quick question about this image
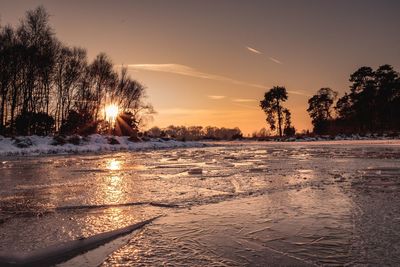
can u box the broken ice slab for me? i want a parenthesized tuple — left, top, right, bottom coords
(188, 168, 203, 175)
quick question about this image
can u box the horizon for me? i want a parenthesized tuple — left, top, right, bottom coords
(1, 0, 400, 134)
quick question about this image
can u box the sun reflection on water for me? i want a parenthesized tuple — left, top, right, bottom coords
(103, 175, 124, 203)
(102, 158, 125, 203)
(107, 159, 121, 171)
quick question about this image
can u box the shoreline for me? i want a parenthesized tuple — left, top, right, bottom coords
(1, 135, 400, 157)
(0, 135, 208, 157)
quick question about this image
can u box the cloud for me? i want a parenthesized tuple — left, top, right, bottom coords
(269, 57, 283, 65)
(245, 46, 283, 65)
(288, 90, 311, 96)
(123, 63, 309, 96)
(246, 46, 262, 54)
(208, 95, 226, 100)
(125, 63, 266, 89)
(232, 98, 257, 102)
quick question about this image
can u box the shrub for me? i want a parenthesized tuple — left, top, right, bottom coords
(60, 110, 97, 136)
(52, 135, 67, 146)
(67, 135, 82, 145)
(15, 112, 55, 136)
(13, 137, 33, 148)
(107, 136, 120, 145)
(115, 112, 138, 136)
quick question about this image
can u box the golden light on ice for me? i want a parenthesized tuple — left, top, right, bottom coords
(105, 104, 119, 124)
(107, 159, 121, 171)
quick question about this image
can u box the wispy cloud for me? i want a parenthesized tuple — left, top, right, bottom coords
(245, 46, 283, 65)
(208, 95, 226, 100)
(269, 57, 283, 65)
(232, 98, 257, 102)
(125, 63, 266, 89)
(288, 90, 311, 96)
(246, 46, 262, 54)
(123, 63, 308, 96)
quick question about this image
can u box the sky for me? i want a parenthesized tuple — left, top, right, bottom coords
(1, 0, 399, 135)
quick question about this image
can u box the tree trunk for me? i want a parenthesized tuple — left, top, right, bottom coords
(0, 95, 5, 133)
(277, 100, 282, 137)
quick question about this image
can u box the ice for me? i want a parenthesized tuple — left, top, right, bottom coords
(0, 140, 399, 265)
(188, 168, 203, 175)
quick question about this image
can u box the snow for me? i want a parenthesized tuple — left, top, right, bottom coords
(0, 135, 207, 156)
(259, 133, 400, 142)
(1, 133, 398, 156)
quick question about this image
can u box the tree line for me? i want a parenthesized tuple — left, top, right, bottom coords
(260, 65, 400, 137)
(146, 125, 243, 141)
(307, 65, 400, 135)
(0, 7, 152, 136)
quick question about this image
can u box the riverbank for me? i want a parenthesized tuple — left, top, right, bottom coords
(0, 134, 207, 156)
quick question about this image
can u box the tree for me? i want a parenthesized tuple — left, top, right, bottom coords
(59, 109, 97, 135)
(146, 126, 163, 138)
(283, 109, 296, 136)
(15, 112, 54, 136)
(17, 6, 57, 118)
(260, 86, 289, 137)
(251, 128, 271, 139)
(113, 67, 154, 129)
(54, 46, 87, 130)
(307, 88, 338, 134)
(349, 66, 378, 131)
(89, 53, 116, 120)
(0, 25, 14, 133)
(374, 64, 400, 130)
(332, 64, 400, 134)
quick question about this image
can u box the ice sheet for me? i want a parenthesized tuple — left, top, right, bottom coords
(0, 140, 399, 265)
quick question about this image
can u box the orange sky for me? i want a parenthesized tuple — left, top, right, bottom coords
(1, 0, 400, 134)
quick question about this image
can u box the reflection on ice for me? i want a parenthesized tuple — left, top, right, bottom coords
(0, 141, 399, 265)
(106, 159, 121, 171)
(103, 175, 124, 203)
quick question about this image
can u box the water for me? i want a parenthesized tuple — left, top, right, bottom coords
(0, 141, 399, 266)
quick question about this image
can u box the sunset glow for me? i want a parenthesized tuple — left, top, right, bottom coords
(0, 1, 398, 134)
(105, 104, 119, 125)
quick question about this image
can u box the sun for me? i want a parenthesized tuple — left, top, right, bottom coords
(105, 104, 119, 124)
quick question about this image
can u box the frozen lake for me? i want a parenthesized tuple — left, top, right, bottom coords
(0, 140, 400, 266)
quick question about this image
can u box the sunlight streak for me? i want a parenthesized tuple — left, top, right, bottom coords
(105, 104, 119, 125)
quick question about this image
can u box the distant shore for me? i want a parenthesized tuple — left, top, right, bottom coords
(247, 133, 400, 142)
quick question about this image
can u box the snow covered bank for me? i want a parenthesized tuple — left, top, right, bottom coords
(0, 135, 208, 156)
(251, 133, 400, 142)
(289, 133, 400, 142)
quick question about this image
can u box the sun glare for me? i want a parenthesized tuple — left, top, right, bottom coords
(105, 104, 119, 124)
(107, 159, 121, 171)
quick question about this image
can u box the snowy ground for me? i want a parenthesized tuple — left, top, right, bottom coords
(0, 141, 399, 266)
(0, 134, 207, 156)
